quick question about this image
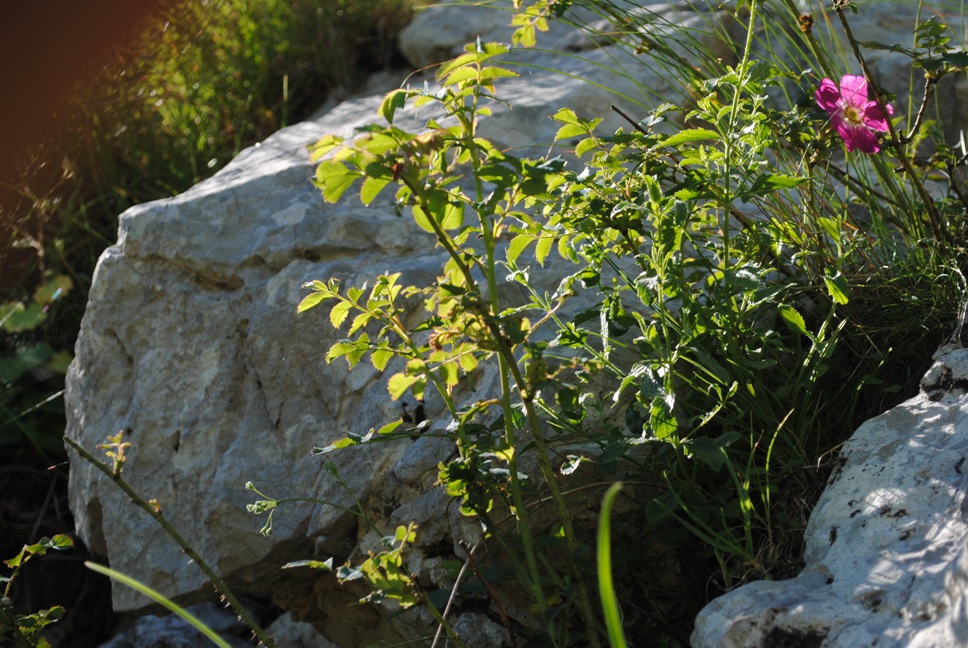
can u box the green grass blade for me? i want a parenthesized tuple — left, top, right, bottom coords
(84, 561, 235, 648)
(597, 482, 628, 648)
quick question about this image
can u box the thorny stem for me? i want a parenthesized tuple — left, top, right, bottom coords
(64, 436, 277, 648)
(403, 72, 604, 643)
(901, 75, 938, 145)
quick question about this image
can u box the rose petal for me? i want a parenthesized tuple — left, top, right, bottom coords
(838, 75, 869, 107)
(861, 100, 893, 132)
(838, 124, 880, 153)
(815, 78, 843, 114)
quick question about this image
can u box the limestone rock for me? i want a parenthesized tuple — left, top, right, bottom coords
(63, 1, 648, 639)
(692, 345, 968, 648)
(98, 601, 268, 648)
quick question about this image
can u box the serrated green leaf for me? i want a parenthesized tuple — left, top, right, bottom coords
(309, 134, 344, 162)
(439, 361, 459, 387)
(412, 204, 436, 233)
(296, 292, 327, 313)
(552, 107, 579, 125)
(360, 176, 390, 206)
(442, 66, 480, 86)
(388, 372, 420, 400)
(661, 128, 720, 147)
(747, 172, 804, 196)
(557, 234, 574, 262)
(438, 52, 479, 78)
(378, 419, 404, 435)
(575, 137, 599, 158)
(512, 24, 537, 48)
(779, 305, 808, 336)
(326, 340, 359, 365)
(347, 285, 366, 302)
(535, 235, 554, 266)
(380, 89, 408, 123)
(824, 273, 850, 305)
(315, 161, 360, 203)
(507, 235, 533, 265)
(411, 378, 426, 401)
(458, 352, 479, 373)
(649, 397, 677, 439)
(441, 200, 464, 230)
(555, 123, 588, 141)
(371, 347, 394, 372)
(47, 534, 74, 550)
(479, 66, 517, 80)
(346, 333, 370, 366)
(348, 312, 373, 336)
(329, 301, 353, 329)
(357, 132, 399, 156)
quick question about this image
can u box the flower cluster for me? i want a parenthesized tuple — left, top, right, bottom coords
(816, 74, 893, 154)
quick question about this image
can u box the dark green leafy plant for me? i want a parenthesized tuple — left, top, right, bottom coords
(0, 534, 73, 648)
(300, 38, 607, 645)
(0, 275, 72, 460)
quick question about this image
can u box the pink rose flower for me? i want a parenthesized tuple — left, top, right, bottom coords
(815, 74, 894, 154)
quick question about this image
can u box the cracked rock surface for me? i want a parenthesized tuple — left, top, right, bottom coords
(692, 345, 968, 648)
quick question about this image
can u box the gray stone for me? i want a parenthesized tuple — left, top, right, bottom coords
(265, 611, 338, 648)
(692, 344, 968, 647)
(453, 611, 512, 648)
(97, 602, 262, 648)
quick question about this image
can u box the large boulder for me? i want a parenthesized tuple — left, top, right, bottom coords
(63, 2, 660, 640)
(692, 344, 968, 647)
(64, 0, 965, 644)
